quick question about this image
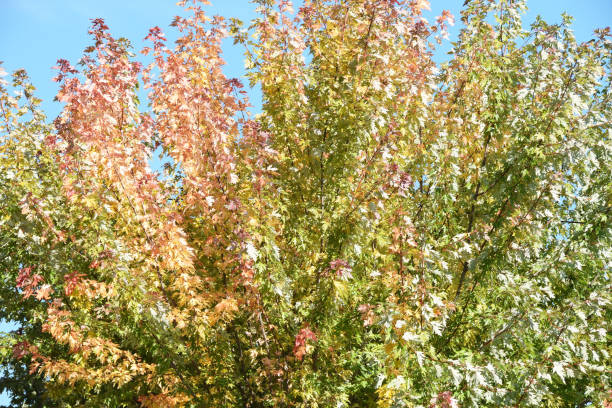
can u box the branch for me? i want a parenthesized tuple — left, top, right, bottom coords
(454, 130, 491, 300)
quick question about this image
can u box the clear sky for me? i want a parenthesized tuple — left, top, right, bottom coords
(0, 0, 610, 404)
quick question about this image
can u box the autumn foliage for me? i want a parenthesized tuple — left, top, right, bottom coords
(0, 0, 610, 406)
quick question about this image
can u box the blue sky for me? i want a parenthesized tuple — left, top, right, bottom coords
(0, 0, 610, 404)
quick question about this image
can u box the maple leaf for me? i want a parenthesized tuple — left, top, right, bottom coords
(64, 271, 86, 296)
(329, 259, 352, 279)
(35, 284, 54, 300)
(293, 325, 317, 361)
(413, 0, 431, 11)
(12, 341, 31, 360)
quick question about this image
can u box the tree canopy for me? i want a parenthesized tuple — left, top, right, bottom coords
(0, 0, 610, 406)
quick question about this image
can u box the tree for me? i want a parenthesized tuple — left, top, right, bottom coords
(0, 0, 610, 406)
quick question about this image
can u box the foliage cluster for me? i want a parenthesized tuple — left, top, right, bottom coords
(0, 0, 610, 406)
